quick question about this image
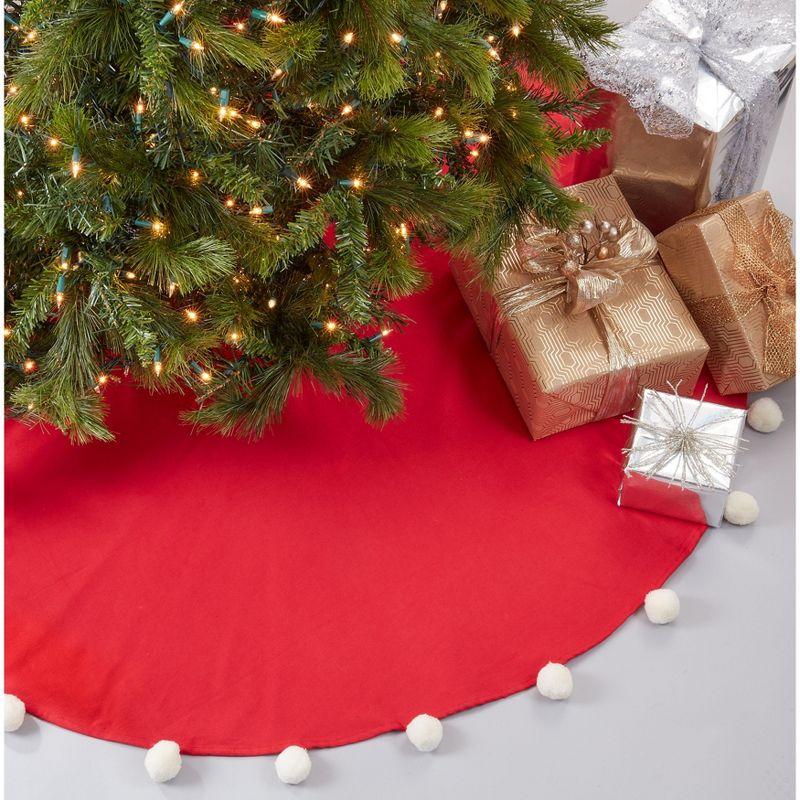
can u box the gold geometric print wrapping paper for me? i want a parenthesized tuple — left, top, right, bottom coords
(452, 176, 709, 439)
(657, 190, 795, 395)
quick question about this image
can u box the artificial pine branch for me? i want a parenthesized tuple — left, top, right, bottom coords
(4, 0, 615, 441)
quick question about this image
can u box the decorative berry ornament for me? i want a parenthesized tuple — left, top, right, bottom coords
(747, 397, 783, 433)
(275, 745, 312, 784)
(644, 588, 680, 624)
(4, 694, 26, 732)
(144, 740, 182, 783)
(405, 714, 444, 752)
(536, 662, 573, 700)
(724, 491, 760, 525)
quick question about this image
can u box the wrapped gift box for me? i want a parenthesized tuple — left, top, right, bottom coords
(657, 190, 795, 394)
(451, 175, 709, 439)
(618, 387, 747, 527)
(581, 0, 795, 234)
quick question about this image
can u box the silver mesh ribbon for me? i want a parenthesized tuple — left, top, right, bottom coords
(581, 0, 795, 201)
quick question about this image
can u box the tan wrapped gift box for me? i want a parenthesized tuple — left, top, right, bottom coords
(657, 190, 796, 395)
(452, 175, 709, 439)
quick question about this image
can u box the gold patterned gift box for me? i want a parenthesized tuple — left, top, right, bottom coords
(657, 191, 796, 395)
(451, 175, 709, 439)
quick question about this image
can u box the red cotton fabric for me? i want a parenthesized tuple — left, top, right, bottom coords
(5, 147, 743, 754)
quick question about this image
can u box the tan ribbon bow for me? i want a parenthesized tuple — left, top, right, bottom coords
(496, 216, 658, 318)
(686, 199, 795, 378)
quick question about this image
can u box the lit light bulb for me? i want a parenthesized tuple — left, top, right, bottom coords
(234, 21, 246, 30)
(488, 47, 500, 59)
(55, 274, 66, 308)
(249, 206, 263, 215)
(381, 328, 392, 337)
(189, 169, 201, 184)
(225, 198, 235, 208)
(469, 148, 479, 158)
(16, 190, 24, 198)
(511, 23, 522, 37)
(433, 106, 444, 118)
(7, 84, 18, 95)
(168, 281, 178, 296)
(341, 103, 353, 116)
(97, 373, 109, 385)
(390, 31, 404, 44)
(342, 31, 354, 45)
(247, 118, 262, 129)
(135, 101, 145, 115)
(180, 36, 204, 50)
(511, 109, 518, 118)
(3, 327, 11, 339)
(324, 320, 338, 332)
(228, 331, 241, 342)
(435, 50, 441, 58)
(399, 223, 409, 239)
(351, 177, 363, 189)
(199, 370, 212, 383)
(210, 86, 218, 95)
(47, 137, 60, 148)
(463, 129, 473, 138)
(153, 347, 163, 377)
(23, 359, 36, 372)
(125, 271, 137, 280)
(267, 12, 285, 24)
(172, 2, 184, 14)
(184, 309, 199, 322)
(227, 108, 239, 118)
(19, 115, 30, 127)
(24, 30, 37, 42)
(486, 34, 496, 43)
(478, 132, 490, 144)
(272, 67, 284, 79)
(267, 297, 277, 309)
(71, 145, 81, 178)
(296, 176, 311, 190)
(151, 220, 166, 236)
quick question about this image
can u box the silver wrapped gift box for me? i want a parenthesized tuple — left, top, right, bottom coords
(618, 387, 746, 527)
(582, 0, 796, 234)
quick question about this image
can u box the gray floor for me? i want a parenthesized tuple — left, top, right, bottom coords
(6, 2, 796, 798)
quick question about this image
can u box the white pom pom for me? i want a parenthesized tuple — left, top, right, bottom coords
(275, 746, 312, 784)
(644, 588, 680, 624)
(144, 740, 182, 783)
(536, 662, 573, 700)
(747, 397, 783, 433)
(405, 714, 443, 752)
(724, 490, 759, 525)
(4, 694, 26, 732)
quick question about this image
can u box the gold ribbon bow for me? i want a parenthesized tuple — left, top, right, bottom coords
(496, 216, 658, 317)
(685, 199, 795, 379)
(494, 215, 659, 421)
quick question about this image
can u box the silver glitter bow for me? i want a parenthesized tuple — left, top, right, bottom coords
(581, 0, 795, 201)
(621, 383, 746, 488)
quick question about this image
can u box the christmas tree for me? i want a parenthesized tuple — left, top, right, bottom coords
(4, 0, 614, 442)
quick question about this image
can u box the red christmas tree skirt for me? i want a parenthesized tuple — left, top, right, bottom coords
(5, 248, 742, 755)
